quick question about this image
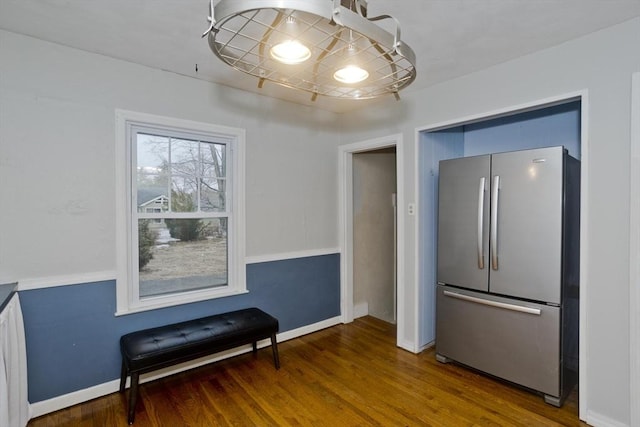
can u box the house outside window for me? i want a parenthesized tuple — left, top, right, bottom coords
(140, 196, 168, 224)
(115, 110, 246, 314)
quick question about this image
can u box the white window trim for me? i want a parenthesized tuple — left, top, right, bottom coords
(115, 109, 246, 315)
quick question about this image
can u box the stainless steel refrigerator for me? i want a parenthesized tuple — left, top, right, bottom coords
(435, 146, 580, 406)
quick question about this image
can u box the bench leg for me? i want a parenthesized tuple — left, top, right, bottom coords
(119, 359, 128, 393)
(270, 333, 280, 370)
(127, 372, 140, 424)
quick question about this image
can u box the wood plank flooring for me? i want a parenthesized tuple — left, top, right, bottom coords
(28, 316, 586, 426)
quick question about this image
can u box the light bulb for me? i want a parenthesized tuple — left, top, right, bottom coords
(270, 40, 311, 64)
(334, 36, 369, 84)
(334, 65, 369, 84)
(269, 15, 310, 65)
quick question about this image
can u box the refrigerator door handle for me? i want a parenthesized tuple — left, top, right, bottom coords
(491, 175, 500, 270)
(443, 290, 542, 315)
(477, 177, 486, 269)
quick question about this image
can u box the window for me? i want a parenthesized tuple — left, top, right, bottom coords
(115, 110, 246, 314)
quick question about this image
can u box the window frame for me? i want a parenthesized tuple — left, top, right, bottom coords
(115, 110, 246, 315)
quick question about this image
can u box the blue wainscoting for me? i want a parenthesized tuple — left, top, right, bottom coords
(19, 253, 340, 403)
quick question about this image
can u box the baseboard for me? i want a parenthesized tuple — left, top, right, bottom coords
(28, 315, 343, 420)
(585, 410, 629, 427)
(29, 379, 121, 420)
(277, 316, 342, 342)
(417, 340, 435, 353)
(398, 339, 418, 354)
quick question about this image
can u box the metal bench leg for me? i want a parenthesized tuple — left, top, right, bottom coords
(128, 372, 140, 424)
(119, 359, 128, 392)
(270, 333, 280, 370)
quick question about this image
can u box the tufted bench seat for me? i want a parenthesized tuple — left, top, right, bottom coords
(119, 307, 280, 424)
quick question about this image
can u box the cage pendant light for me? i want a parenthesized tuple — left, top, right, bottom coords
(202, 0, 417, 101)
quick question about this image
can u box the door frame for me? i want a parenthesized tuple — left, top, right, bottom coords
(338, 133, 408, 350)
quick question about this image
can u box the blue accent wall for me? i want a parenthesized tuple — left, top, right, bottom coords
(19, 253, 340, 403)
(463, 102, 581, 159)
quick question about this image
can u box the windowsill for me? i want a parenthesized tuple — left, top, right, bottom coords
(114, 288, 249, 316)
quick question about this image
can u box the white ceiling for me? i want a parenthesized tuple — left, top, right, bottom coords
(1, 0, 639, 112)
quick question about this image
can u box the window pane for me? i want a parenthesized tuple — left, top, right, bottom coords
(201, 143, 226, 178)
(137, 134, 170, 213)
(169, 138, 198, 212)
(170, 176, 197, 212)
(171, 138, 199, 176)
(138, 218, 228, 298)
(137, 134, 169, 170)
(137, 175, 169, 214)
(201, 143, 226, 212)
(200, 177, 226, 212)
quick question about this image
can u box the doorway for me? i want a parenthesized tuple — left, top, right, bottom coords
(338, 133, 407, 349)
(352, 148, 397, 323)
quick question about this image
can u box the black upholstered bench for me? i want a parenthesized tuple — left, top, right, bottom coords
(119, 307, 280, 424)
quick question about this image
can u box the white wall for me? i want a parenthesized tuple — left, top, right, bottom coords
(0, 30, 342, 284)
(339, 17, 640, 426)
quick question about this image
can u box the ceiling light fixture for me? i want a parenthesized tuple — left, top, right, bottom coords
(202, 0, 417, 101)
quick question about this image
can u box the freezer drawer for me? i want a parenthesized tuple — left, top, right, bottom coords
(435, 285, 560, 397)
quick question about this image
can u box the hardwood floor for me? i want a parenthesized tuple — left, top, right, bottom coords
(29, 316, 586, 426)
